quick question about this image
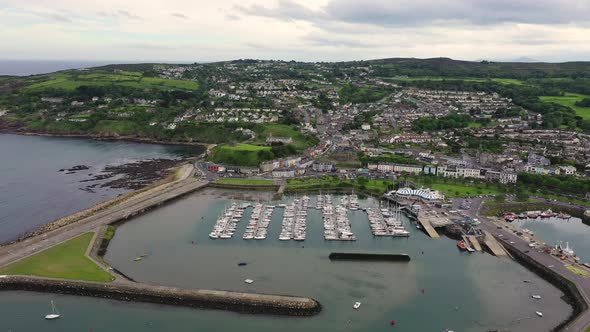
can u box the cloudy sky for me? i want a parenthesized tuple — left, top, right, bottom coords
(1, 0, 589, 63)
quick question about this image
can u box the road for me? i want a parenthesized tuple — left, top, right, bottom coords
(0, 176, 207, 269)
(467, 198, 590, 331)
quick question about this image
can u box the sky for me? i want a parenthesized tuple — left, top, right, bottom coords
(1, 0, 590, 63)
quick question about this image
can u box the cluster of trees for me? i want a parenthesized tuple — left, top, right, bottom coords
(576, 98, 590, 107)
(412, 113, 472, 131)
(518, 173, 590, 197)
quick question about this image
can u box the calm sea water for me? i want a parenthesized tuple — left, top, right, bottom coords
(0, 133, 196, 243)
(512, 217, 590, 262)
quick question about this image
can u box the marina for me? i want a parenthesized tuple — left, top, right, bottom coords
(101, 188, 573, 332)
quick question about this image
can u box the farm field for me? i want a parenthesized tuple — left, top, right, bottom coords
(540, 93, 590, 120)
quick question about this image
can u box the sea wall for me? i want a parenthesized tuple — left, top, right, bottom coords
(498, 240, 588, 332)
(209, 183, 279, 191)
(0, 276, 321, 316)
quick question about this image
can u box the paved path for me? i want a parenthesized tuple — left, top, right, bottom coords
(0, 177, 207, 268)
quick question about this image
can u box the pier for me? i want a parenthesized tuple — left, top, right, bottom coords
(482, 231, 508, 257)
(466, 235, 482, 252)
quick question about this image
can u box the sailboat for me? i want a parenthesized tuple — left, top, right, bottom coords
(45, 300, 60, 320)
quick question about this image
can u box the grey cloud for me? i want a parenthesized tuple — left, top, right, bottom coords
(38, 12, 72, 23)
(235, 0, 326, 22)
(304, 35, 377, 48)
(117, 10, 140, 19)
(236, 0, 590, 26)
(172, 13, 189, 19)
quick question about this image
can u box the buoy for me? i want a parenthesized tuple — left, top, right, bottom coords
(390, 319, 396, 326)
(421, 251, 424, 254)
(421, 288, 425, 294)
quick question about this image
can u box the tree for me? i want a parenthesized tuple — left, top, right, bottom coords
(516, 189, 529, 202)
(495, 194, 506, 202)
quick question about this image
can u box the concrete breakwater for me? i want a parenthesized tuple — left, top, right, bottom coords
(328, 253, 411, 262)
(498, 240, 588, 332)
(0, 276, 322, 316)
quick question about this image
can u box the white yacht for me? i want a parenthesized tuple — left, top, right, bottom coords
(45, 300, 60, 320)
(353, 302, 361, 309)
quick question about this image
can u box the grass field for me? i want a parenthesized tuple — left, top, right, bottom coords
(415, 182, 503, 197)
(216, 178, 276, 186)
(286, 177, 394, 195)
(211, 143, 271, 166)
(24, 71, 199, 92)
(0, 233, 113, 282)
(540, 93, 590, 120)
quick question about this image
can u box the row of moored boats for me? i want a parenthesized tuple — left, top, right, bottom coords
(209, 202, 246, 239)
(279, 196, 309, 241)
(367, 207, 410, 237)
(243, 203, 274, 240)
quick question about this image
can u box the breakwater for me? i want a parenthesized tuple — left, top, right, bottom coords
(0, 276, 321, 316)
(498, 240, 588, 332)
(328, 253, 411, 262)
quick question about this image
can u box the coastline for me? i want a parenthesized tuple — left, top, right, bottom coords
(0, 128, 209, 149)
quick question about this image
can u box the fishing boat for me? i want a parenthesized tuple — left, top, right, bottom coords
(536, 311, 543, 317)
(45, 300, 60, 320)
(532, 295, 542, 299)
(353, 302, 361, 309)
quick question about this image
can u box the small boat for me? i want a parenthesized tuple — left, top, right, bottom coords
(536, 311, 543, 317)
(133, 257, 143, 262)
(353, 302, 361, 309)
(532, 295, 542, 299)
(523, 280, 532, 283)
(457, 241, 467, 251)
(45, 300, 60, 320)
(244, 278, 254, 284)
(237, 262, 248, 266)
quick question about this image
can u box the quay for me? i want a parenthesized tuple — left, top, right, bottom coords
(0, 276, 321, 316)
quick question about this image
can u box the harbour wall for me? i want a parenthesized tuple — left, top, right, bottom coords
(498, 239, 588, 332)
(0, 276, 322, 317)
